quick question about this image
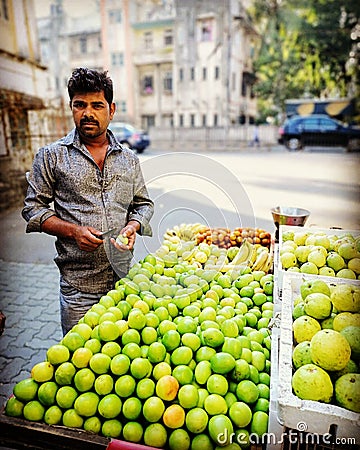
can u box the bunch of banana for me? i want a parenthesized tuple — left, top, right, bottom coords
(250, 247, 274, 273)
(213, 240, 257, 273)
(230, 240, 254, 265)
(223, 240, 273, 273)
(163, 223, 208, 242)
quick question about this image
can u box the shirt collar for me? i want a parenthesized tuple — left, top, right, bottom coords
(62, 128, 123, 152)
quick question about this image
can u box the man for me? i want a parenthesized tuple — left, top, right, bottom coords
(22, 68, 154, 335)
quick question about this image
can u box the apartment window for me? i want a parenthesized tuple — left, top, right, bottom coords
(120, 101, 127, 113)
(0, 0, 9, 20)
(111, 52, 124, 66)
(199, 19, 212, 42)
(203, 67, 207, 80)
(143, 115, 155, 127)
(190, 67, 195, 81)
(179, 68, 183, 82)
(190, 114, 195, 127)
(241, 77, 247, 97)
(109, 9, 121, 23)
(214, 114, 218, 126)
(163, 72, 173, 93)
(215, 66, 220, 80)
(164, 29, 173, 46)
(144, 32, 153, 50)
(202, 114, 207, 126)
(79, 37, 87, 54)
(179, 114, 184, 127)
(142, 75, 154, 94)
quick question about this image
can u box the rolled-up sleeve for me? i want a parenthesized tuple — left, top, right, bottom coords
(22, 147, 57, 233)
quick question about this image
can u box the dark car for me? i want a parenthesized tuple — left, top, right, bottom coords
(109, 122, 150, 153)
(278, 114, 360, 151)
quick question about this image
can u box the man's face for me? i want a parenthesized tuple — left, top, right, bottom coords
(70, 91, 115, 139)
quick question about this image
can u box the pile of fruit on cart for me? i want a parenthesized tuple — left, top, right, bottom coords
(4, 224, 275, 449)
(4, 224, 360, 448)
(276, 226, 360, 442)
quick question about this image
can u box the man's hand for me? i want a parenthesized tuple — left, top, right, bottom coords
(111, 221, 140, 252)
(74, 226, 103, 252)
(41, 216, 103, 252)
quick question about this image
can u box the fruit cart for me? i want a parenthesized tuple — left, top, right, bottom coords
(1, 221, 359, 450)
(268, 224, 360, 450)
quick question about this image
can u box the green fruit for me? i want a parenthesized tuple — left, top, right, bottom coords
(231, 359, 250, 382)
(340, 326, 360, 360)
(300, 262, 318, 275)
(333, 312, 360, 331)
(44, 405, 63, 425)
(335, 373, 360, 412)
(292, 341, 312, 369)
(292, 302, 306, 320)
(338, 242, 358, 260)
(23, 400, 45, 422)
(13, 378, 38, 402)
(292, 364, 333, 403)
(331, 284, 360, 313)
(300, 279, 330, 300)
(326, 252, 346, 272)
(208, 414, 234, 446)
(236, 380, 259, 404)
(210, 352, 236, 374)
(321, 315, 335, 329)
(74, 392, 100, 417)
(5, 396, 24, 417)
(336, 269, 356, 279)
(303, 293, 332, 320)
(332, 360, 359, 380)
(37, 381, 58, 406)
(310, 329, 351, 371)
(293, 316, 321, 343)
(250, 410, 269, 437)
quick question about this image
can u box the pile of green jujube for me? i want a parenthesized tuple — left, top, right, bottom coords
(5, 240, 275, 449)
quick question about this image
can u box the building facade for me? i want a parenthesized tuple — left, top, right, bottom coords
(0, 0, 48, 210)
(35, 0, 258, 130)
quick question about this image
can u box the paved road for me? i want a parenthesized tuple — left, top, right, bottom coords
(0, 144, 359, 411)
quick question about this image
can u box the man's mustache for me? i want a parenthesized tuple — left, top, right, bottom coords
(81, 118, 99, 125)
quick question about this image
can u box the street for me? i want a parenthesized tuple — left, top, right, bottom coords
(134, 145, 360, 262)
(0, 145, 359, 410)
(1, 145, 359, 265)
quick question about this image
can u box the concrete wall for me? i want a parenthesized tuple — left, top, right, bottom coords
(149, 124, 278, 150)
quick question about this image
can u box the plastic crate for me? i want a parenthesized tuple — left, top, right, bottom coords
(277, 273, 360, 441)
(277, 226, 360, 295)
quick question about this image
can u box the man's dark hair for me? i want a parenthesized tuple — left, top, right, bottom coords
(67, 68, 113, 105)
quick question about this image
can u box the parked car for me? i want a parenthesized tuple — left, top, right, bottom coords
(109, 122, 150, 153)
(278, 114, 360, 151)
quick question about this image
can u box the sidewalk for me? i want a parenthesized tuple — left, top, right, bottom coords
(0, 207, 62, 409)
(0, 261, 62, 409)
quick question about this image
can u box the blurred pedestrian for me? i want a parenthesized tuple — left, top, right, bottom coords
(250, 124, 260, 147)
(22, 68, 154, 335)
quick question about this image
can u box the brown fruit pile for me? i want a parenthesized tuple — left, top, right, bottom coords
(196, 227, 272, 249)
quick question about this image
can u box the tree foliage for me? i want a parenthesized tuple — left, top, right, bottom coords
(250, 0, 360, 121)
